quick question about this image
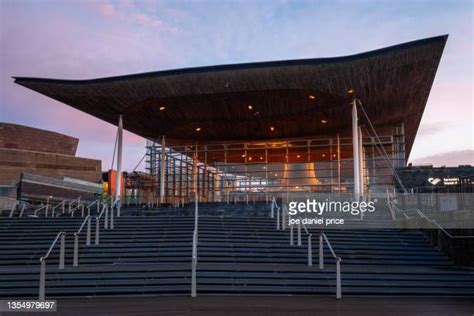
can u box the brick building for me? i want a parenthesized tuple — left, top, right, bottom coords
(0, 122, 102, 188)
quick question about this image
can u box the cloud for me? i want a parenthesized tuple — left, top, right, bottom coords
(410, 150, 474, 167)
(1, 0, 472, 172)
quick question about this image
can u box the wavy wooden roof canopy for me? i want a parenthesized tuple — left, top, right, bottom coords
(14, 35, 447, 160)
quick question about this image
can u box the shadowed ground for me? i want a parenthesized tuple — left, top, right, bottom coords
(3, 296, 474, 316)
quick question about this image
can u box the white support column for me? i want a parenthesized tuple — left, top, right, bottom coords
(352, 99, 361, 200)
(358, 126, 365, 197)
(116, 115, 123, 217)
(160, 136, 166, 204)
(193, 144, 198, 199)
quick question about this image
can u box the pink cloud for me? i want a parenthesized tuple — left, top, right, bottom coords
(411, 150, 474, 167)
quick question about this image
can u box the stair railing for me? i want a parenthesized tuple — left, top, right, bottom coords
(297, 217, 342, 299)
(19, 203, 27, 217)
(68, 204, 85, 217)
(68, 197, 81, 213)
(39, 231, 66, 300)
(387, 194, 474, 239)
(9, 200, 28, 218)
(191, 191, 198, 297)
(51, 200, 66, 217)
(414, 209, 474, 239)
(7, 200, 18, 217)
(73, 215, 91, 267)
(33, 204, 48, 217)
(95, 204, 110, 245)
(271, 197, 281, 230)
(319, 232, 342, 299)
(86, 199, 100, 216)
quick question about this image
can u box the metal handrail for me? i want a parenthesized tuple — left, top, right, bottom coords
(191, 191, 198, 297)
(73, 215, 91, 266)
(95, 204, 110, 245)
(387, 195, 474, 239)
(33, 204, 48, 217)
(9, 201, 28, 218)
(86, 199, 100, 216)
(320, 232, 342, 299)
(51, 200, 65, 217)
(39, 231, 66, 300)
(191, 229, 197, 297)
(68, 196, 81, 214)
(290, 214, 341, 299)
(415, 208, 474, 239)
(19, 203, 27, 217)
(68, 204, 84, 217)
(271, 196, 281, 228)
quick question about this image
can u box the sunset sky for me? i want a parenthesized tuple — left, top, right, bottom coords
(1, 0, 473, 171)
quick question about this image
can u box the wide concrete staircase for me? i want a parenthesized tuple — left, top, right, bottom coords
(1, 203, 473, 298)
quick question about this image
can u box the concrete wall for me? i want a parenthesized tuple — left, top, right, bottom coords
(0, 122, 78, 155)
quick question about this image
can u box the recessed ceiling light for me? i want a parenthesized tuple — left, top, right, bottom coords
(247, 105, 253, 110)
(321, 119, 328, 124)
(308, 95, 316, 100)
(259, 156, 263, 160)
(159, 106, 166, 111)
(270, 126, 275, 132)
(248, 157, 253, 161)
(333, 154, 336, 158)
(347, 89, 354, 94)
(274, 173, 278, 177)
(322, 153, 326, 157)
(195, 127, 201, 132)
(241, 154, 246, 158)
(297, 155, 301, 158)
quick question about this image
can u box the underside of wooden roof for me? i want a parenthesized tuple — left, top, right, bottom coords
(14, 35, 448, 159)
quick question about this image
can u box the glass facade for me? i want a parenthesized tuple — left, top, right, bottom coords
(143, 123, 405, 204)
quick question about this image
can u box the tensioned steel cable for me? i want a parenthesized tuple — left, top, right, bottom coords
(357, 99, 408, 193)
(110, 128, 119, 171)
(132, 153, 147, 172)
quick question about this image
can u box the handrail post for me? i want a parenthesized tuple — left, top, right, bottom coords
(271, 197, 275, 218)
(191, 230, 197, 297)
(73, 234, 79, 267)
(95, 218, 100, 245)
(276, 206, 280, 230)
(59, 233, 65, 269)
(110, 205, 114, 230)
(282, 205, 286, 230)
(308, 234, 313, 266)
(104, 205, 109, 229)
(86, 216, 91, 246)
(336, 259, 341, 299)
(319, 234, 324, 270)
(290, 222, 294, 245)
(297, 220, 302, 246)
(39, 259, 46, 300)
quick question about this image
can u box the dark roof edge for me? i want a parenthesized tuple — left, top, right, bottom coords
(13, 34, 448, 86)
